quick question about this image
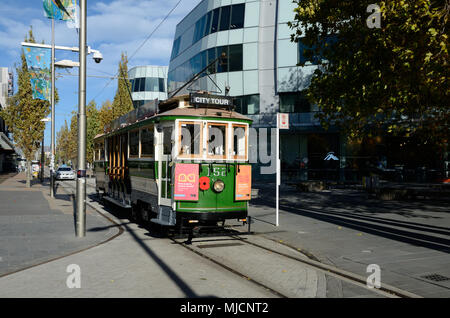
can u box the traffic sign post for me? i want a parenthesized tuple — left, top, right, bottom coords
(276, 113, 289, 226)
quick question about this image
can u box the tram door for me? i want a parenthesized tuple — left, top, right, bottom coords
(157, 124, 173, 206)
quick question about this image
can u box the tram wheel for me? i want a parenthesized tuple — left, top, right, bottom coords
(131, 203, 144, 224)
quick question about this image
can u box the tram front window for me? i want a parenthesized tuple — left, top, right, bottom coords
(233, 124, 247, 159)
(208, 123, 227, 159)
(179, 122, 202, 158)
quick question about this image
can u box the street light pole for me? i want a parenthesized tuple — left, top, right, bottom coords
(76, 0, 87, 237)
(50, 18, 56, 197)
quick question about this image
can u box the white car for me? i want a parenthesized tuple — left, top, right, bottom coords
(55, 167, 75, 180)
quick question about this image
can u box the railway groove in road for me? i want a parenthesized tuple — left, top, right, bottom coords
(61, 178, 422, 298)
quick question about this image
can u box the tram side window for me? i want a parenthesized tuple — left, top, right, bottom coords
(179, 122, 202, 158)
(232, 124, 247, 159)
(129, 130, 139, 157)
(163, 127, 173, 155)
(207, 123, 227, 159)
(141, 126, 154, 157)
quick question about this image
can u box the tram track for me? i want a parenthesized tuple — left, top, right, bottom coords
(170, 228, 423, 298)
(60, 179, 422, 298)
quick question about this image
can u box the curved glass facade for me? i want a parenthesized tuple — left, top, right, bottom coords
(170, 3, 245, 61)
(168, 0, 260, 114)
(168, 44, 243, 85)
(128, 65, 168, 108)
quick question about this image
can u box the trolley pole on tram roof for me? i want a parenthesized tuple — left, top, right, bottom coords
(76, 0, 87, 237)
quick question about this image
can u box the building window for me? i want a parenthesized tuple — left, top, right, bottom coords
(190, 54, 202, 76)
(210, 8, 220, 33)
(219, 6, 231, 31)
(204, 11, 212, 37)
(193, 15, 206, 43)
(174, 4, 246, 62)
(216, 46, 229, 73)
(133, 78, 140, 92)
(230, 4, 245, 29)
(139, 77, 146, 92)
(235, 95, 260, 115)
(298, 36, 337, 65)
(133, 77, 165, 93)
(228, 44, 243, 72)
(171, 37, 181, 60)
(145, 77, 159, 92)
(168, 44, 243, 89)
(279, 92, 311, 113)
(207, 47, 216, 74)
(159, 78, 165, 92)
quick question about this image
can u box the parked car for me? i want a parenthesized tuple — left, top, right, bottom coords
(31, 161, 40, 179)
(55, 167, 75, 180)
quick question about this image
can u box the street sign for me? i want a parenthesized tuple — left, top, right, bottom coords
(189, 93, 233, 109)
(278, 113, 289, 129)
(275, 112, 289, 227)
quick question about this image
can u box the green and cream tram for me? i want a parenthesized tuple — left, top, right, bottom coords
(93, 93, 252, 230)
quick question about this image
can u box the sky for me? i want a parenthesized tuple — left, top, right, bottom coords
(0, 0, 200, 147)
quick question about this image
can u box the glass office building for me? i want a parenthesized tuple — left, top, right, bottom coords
(168, 0, 345, 181)
(128, 65, 168, 108)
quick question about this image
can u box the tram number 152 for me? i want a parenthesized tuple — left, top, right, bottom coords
(206, 166, 227, 177)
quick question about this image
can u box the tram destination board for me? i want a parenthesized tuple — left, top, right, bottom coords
(190, 93, 234, 110)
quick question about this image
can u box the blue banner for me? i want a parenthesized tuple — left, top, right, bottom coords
(23, 46, 51, 101)
(43, 0, 77, 21)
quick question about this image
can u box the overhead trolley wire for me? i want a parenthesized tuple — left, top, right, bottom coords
(90, 0, 183, 102)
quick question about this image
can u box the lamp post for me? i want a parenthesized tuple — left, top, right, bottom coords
(51, 18, 55, 197)
(76, 0, 87, 237)
(40, 117, 51, 182)
(21, 10, 101, 237)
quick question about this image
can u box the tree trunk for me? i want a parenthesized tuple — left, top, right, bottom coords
(26, 160, 31, 188)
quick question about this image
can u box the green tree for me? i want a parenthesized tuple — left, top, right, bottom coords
(67, 111, 78, 166)
(56, 120, 70, 164)
(86, 100, 100, 165)
(0, 28, 58, 187)
(111, 52, 133, 119)
(98, 99, 114, 133)
(288, 0, 449, 151)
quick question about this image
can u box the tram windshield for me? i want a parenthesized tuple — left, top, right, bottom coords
(177, 120, 248, 160)
(179, 122, 202, 158)
(207, 123, 227, 158)
(232, 124, 246, 159)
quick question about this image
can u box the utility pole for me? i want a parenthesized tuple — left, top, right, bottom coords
(76, 0, 86, 237)
(40, 134, 44, 183)
(50, 18, 56, 197)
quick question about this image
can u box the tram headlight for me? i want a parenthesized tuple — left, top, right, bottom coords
(213, 179, 225, 193)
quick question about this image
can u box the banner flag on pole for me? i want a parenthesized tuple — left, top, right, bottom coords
(43, 0, 77, 22)
(23, 46, 51, 101)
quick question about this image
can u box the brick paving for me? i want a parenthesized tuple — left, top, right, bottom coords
(0, 172, 118, 277)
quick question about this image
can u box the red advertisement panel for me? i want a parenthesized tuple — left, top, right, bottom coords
(235, 165, 252, 201)
(174, 163, 199, 201)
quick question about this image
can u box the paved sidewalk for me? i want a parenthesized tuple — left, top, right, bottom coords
(0, 173, 119, 277)
(248, 182, 450, 298)
(0, 180, 279, 298)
